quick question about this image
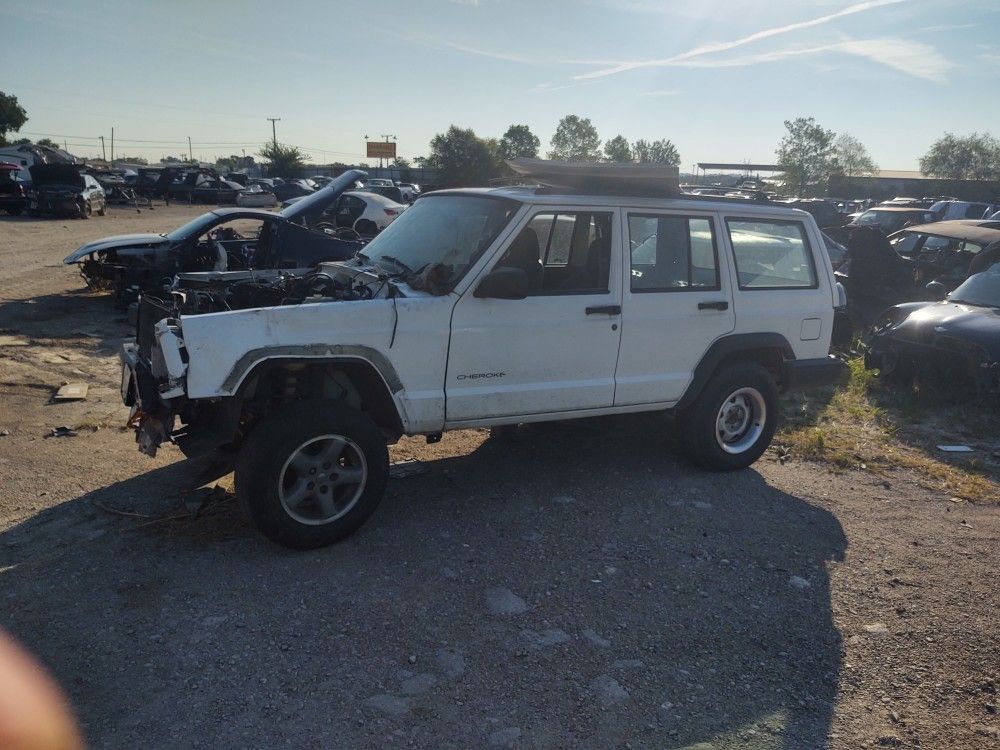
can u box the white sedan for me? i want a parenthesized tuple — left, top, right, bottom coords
(282, 189, 406, 236)
(235, 183, 278, 208)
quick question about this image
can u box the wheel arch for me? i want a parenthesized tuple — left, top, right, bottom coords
(212, 350, 406, 444)
(675, 333, 794, 410)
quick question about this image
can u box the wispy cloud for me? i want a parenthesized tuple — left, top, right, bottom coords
(640, 89, 682, 97)
(575, 0, 906, 79)
(594, 37, 952, 83)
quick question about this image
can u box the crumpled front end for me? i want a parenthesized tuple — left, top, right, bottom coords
(120, 296, 188, 456)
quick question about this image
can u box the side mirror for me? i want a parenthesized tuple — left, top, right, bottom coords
(474, 267, 528, 300)
(925, 280, 947, 301)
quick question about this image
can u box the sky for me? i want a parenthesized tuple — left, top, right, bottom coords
(3, 0, 999, 170)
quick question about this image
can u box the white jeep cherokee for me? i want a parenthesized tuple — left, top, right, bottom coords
(121, 168, 847, 549)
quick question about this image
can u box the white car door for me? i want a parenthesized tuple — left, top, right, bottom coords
(445, 207, 623, 424)
(614, 209, 736, 405)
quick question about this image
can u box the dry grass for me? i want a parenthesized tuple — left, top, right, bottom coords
(777, 357, 1000, 502)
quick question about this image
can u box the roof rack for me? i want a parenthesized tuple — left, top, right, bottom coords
(506, 158, 680, 197)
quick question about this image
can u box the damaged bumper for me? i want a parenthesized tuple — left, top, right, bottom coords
(120, 317, 188, 456)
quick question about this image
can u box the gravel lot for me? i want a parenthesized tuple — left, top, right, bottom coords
(0, 206, 997, 749)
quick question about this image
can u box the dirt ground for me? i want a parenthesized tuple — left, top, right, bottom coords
(0, 206, 997, 749)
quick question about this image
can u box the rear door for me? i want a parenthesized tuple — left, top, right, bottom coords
(614, 209, 735, 405)
(724, 215, 834, 360)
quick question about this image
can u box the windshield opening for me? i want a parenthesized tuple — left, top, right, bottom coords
(360, 195, 519, 286)
(166, 212, 224, 241)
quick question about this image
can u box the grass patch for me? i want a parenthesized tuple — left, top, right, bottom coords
(777, 357, 1000, 502)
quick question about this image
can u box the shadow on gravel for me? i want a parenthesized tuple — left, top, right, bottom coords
(0, 413, 845, 749)
(0, 286, 126, 352)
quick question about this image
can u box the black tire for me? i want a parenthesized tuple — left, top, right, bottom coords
(79, 200, 92, 219)
(96, 203, 106, 216)
(234, 400, 389, 549)
(678, 363, 778, 471)
(355, 219, 377, 237)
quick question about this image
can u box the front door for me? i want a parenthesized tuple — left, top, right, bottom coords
(614, 210, 736, 405)
(446, 208, 622, 423)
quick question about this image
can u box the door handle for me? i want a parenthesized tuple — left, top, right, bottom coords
(698, 300, 729, 311)
(586, 305, 621, 315)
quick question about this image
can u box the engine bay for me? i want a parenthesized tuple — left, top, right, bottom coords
(168, 262, 393, 315)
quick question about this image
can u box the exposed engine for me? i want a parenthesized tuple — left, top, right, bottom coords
(167, 263, 390, 315)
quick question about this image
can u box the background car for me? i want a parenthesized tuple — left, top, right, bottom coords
(865, 261, 1000, 392)
(28, 164, 106, 218)
(281, 189, 406, 236)
(928, 200, 998, 221)
(888, 219, 1000, 290)
(235, 183, 278, 208)
(849, 206, 937, 234)
(273, 180, 315, 202)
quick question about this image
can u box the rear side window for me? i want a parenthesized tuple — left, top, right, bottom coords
(627, 215, 719, 292)
(726, 219, 817, 289)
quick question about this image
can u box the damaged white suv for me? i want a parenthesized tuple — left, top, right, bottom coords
(121, 163, 846, 549)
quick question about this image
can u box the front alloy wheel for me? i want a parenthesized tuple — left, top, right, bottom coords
(279, 435, 368, 525)
(235, 400, 389, 549)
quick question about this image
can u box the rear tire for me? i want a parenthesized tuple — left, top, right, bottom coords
(235, 400, 389, 549)
(97, 203, 106, 216)
(79, 200, 92, 219)
(678, 363, 778, 471)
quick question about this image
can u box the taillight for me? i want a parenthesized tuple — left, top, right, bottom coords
(384, 209, 398, 216)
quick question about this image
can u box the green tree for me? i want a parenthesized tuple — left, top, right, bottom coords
(420, 126, 501, 186)
(548, 115, 601, 161)
(391, 156, 411, 169)
(498, 124, 540, 161)
(258, 142, 308, 178)
(35, 137, 59, 149)
(116, 155, 149, 165)
(632, 138, 681, 166)
(0, 92, 28, 146)
(603, 135, 632, 162)
(776, 117, 837, 196)
(919, 132, 1000, 180)
(831, 133, 878, 177)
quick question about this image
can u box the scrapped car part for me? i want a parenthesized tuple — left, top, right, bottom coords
(888, 220, 1000, 290)
(28, 164, 107, 218)
(116, 162, 847, 548)
(63, 170, 368, 304)
(850, 207, 937, 235)
(865, 261, 1000, 392)
(0, 162, 28, 215)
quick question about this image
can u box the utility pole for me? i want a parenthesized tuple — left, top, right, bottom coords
(188, 136, 193, 163)
(99, 136, 106, 161)
(242, 148, 246, 169)
(267, 117, 281, 148)
(110, 127, 114, 163)
(379, 134, 396, 171)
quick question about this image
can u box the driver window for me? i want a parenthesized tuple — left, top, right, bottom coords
(495, 211, 613, 295)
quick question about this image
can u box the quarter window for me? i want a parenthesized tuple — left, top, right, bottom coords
(627, 215, 719, 292)
(727, 219, 817, 289)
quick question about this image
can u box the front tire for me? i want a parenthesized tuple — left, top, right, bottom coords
(79, 200, 92, 219)
(235, 401, 389, 549)
(678, 363, 778, 471)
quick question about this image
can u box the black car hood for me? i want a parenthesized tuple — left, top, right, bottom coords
(888, 301, 1000, 357)
(279, 169, 367, 221)
(64, 234, 171, 263)
(29, 163, 85, 188)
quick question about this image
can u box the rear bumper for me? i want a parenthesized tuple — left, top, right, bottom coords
(783, 355, 849, 391)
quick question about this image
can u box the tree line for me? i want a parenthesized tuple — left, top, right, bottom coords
(415, 116, 682, 186)
(2, 89, 999, 188)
